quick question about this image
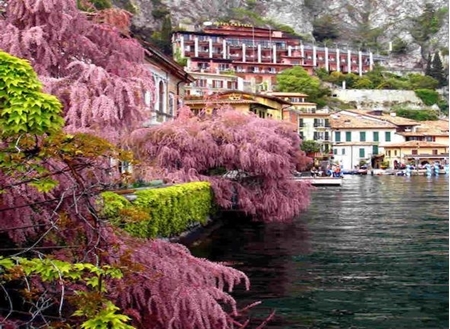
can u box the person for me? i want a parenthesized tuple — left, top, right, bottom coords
(310, 167, 319, 177)
(334, 165, 341, 177)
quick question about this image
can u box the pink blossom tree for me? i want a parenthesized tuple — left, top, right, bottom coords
(0, 0, 154, 143)
(130, 107, 313, 222)
(0, 51, 259, 329)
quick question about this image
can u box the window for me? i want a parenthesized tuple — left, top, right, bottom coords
(372, 145, 378, 155)
(411, 149, 418, 155)
(359, 148, 365, 158)
(299, 119, 304, 127)
(342, 148, 346, 155)
(212, 80, 223, 88)
(227, 81, 237, 89)
(346, 131, 351, 141)
(360, 131, 366, 142)
(373, 131, 379, 142)
(394, 150, 397, 156)
(432, 149, 438, 155)
(333, 149, 337, 155)
(335, 131, 341, 142)
(385, 131, 391, 142)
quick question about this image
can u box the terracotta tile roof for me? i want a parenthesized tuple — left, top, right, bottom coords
(380, 141, 449, 148)
(345, 110, 420, 125)
(417, 120, 449, 132)
(330, 112, 396, 129)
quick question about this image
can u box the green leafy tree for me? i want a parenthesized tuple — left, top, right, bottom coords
(408, 73, 438, 90)
(410, 4, 447, 60)
(391, 37, 409, 55)
(276, 66, 330, 107)
(424, 53, 432, 76)
(429, 51, 447, 87)
(300, 140, 321, 154)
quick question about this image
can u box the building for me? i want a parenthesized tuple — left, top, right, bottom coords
(330, 111, 400, 170)
(183, 90, 292, 121)
(381, 141, 449, 168)
(184, 71, 245, 97)
(142, 42, 195, 124)
(172, 22, 385, 92)
(381, 119, 449, 168)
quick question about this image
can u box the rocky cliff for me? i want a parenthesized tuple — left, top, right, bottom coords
(118, 0, 449, 71)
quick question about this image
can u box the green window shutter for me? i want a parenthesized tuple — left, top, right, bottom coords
(360, 131, 366, 142)
(335, 131, 341, 142)
(373, 131, 379, 141)
(359, 148, 365, 158)
(346, 131, 351, 141)
(372, 145, 379, 155)
(385, 131, 391, 142)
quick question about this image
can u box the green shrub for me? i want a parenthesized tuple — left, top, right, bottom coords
(414, 89, 439, 106)
(101, 182, 213, 239)
(394, 107, 439, 121)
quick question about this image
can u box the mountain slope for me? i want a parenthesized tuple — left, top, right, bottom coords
(118, 0, 449, 70)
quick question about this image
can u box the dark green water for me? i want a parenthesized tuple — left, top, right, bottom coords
(190, 175, 449, 329)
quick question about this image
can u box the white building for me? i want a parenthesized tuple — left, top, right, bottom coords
(330, 111, 402, 170)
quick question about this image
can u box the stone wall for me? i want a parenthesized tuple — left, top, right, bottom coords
(332, 89, 424, 110)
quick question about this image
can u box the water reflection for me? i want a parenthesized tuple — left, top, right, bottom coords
(190, 175, 449, 329)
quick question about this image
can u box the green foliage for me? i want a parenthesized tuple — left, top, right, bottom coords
(0, 51, 64, 136)
(101, 182, 213, 238)
(276, 66, 330, 107)
(300, 140, 321, 154)
(414, 89, 439, 106)
(429, 51, 447, 87)
(393, 107, 439, 121)
(77, 0, 112, 11)
(75, 301, 135, 329)
(391, 37, 409, 54)
(174, 48, 188, 67)
(410, 4, 447, 55)
(151, 15, 173, 55)
(437, 99, 448, 115)
(0, 257, 132, 329)
(352, 77, 373, 89)
(408, 73, 438, 90)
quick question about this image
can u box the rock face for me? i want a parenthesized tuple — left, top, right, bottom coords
(119, 0, 449, 69)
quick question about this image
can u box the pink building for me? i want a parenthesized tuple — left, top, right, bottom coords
(172, 22, 385, 90)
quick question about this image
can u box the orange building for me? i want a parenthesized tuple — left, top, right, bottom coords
(183, 90, 292, 122)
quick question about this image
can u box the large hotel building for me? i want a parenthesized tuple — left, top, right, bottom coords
(172, 22, 386, 94)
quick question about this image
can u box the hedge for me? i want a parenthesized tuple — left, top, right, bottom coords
(100, 182, 213, 238)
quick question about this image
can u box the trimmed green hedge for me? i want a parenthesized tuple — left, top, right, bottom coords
(100, 182, 213, 238)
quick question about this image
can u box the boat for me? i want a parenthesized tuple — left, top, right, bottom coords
(293, 176, 344, 186)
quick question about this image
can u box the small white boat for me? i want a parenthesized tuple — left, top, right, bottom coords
(293, 176, 344, 186)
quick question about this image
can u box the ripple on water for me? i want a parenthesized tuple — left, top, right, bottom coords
(190, 175, 449, 329)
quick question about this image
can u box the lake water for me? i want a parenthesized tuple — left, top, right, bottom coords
(190, 175, 449, 329)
